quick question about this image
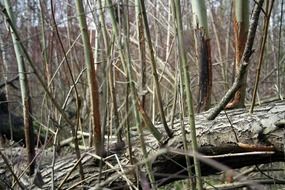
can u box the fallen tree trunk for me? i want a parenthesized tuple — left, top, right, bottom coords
(0, 100, 284, 189)
(152, 100, 285, 186)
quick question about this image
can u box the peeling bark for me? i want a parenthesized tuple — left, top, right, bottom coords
(207, 0, 264, 120)
(196, 32, 212, 113)
(226, 1, 249, 109)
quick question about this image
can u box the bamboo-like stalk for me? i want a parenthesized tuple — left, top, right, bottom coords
(4, 0, 35, 175)
(165, 0, 172, 62)
(105, 0, 163, 142)
(173, 1, 203, 189)
(225, 1, 233, 87)
(39, 1, 50, 86)
(250, 0, 274, 113)
(152, 1, 159, 123)
(107, 42, 121, 145)
(39, 2, 55, 138)
(38, 2, 56, 188)
(170, 2, 193, 189)
(111, 3, 122, 145)
(96, 0, 110, 149)
(51, 129, 58, 190)
(51, 0, 85, 182)
(139, 0, 172, 138)
(209, 8, 225, 91)
(106, 0, 158, 188)
(95, 0, 121, 146)
(98, 1, 122, 146)
(136, 0, 146, 109)
(169, 69, 178, 128)
(75, 0, 104, 156)
(277, 0, 284, 96)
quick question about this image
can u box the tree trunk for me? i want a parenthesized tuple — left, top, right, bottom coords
(75, 0, 103, 156)
(191, 0, 212, 113)
(226, 0, 249, 109)
(4, 0, 35, 175)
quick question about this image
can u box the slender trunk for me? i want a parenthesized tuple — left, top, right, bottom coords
(4, 0, 35, 175)
(136, 0, 146, 109)
(139, 0, 172, 138)
(75, 0, 104, 156)
(250, 0, 274, 113)
(106, 0, 158, 187)
(225, 1, 233, 89)
(173, 1, 203, 189)
(277, 0, 284, 96)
